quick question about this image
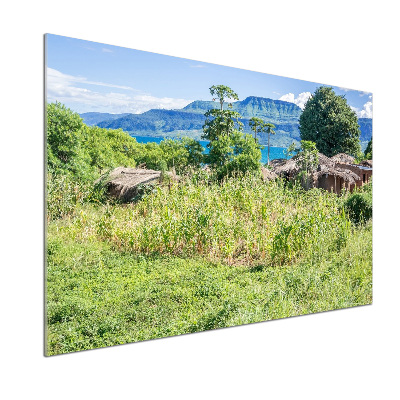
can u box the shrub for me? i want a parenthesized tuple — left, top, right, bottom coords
(344, 189, 372, 224)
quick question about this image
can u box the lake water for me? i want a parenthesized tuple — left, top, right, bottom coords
(133, 135, 289, 164)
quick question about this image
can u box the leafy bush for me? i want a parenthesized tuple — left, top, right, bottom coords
(47, 102, 204, 180)
(344, 190, 372, 224)
(135, 138, 204, 174)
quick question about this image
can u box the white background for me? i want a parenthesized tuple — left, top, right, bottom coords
(1, 1, 399, 398)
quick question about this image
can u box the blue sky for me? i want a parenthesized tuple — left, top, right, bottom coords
(46, 34, 372, 118)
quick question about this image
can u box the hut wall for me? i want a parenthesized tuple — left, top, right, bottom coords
(336, 163, 372, 187)
(318, 175, 337, 193)
(317, 175, 349, 194)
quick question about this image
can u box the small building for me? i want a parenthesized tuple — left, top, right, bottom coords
(314, 167, 360, 193)
(271, 152, 372, 194)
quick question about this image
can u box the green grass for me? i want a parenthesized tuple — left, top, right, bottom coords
(46, 206, 372, 355)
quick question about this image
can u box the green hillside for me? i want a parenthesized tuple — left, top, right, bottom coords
(82, 96, 372, 148)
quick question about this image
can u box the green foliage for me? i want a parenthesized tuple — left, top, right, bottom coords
(248, 118, 276, 165)
(299, 86, 361, 157)
(46, 102, 206, 219)
(364, 138, 372, 160)
(47, 102, 204, 181)
(265, 122, 276, 165)
(209, 85, 239, 110)
(249, 117, 265, 141)
(80, 125, 138, 172)
(46, 176, 372, 354)
(130, 182, 157, 203)
(205, 125, 261, 180)
(203, 108, 244, 141)
(203, 86, 261, 179)
(343, 183, 372, 224)
(159, 137, 204, 173)
(285, 142, 298, 159)
(297, 140, 319, 171)
(47, 173, 106, 221)
(130, 138, 204, 174)
(46, 102, 89, 177)
(293, 141, 319, 190)
(247, 118, 276, 165)
(47, 102, 140, 180)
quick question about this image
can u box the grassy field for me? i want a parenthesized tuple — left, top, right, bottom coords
(46, 176, 372, 355)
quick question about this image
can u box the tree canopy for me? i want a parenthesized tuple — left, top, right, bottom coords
(209, 85, 239, 110)
(249, 117, 265, 142)
(299, 86, 361, 157)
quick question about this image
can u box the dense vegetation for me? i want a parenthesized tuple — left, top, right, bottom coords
(47, 177, 372, 355)
(46, 90, 372, 355)
(47, 103, 204, 179)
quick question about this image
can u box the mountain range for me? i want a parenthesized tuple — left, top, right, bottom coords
(80, 96, 372, 148)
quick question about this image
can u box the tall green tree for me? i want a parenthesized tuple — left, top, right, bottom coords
(203, 109, 243, 141)
(209, 85, 239, 110)
(202, 86, 261, 180)
(265, 123, 276, 165)
(299, 86, 361, 157)
(249, 117, 265, 142)
(248, 117, 275, 164)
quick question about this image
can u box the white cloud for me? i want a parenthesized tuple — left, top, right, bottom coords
(46, 68, 192, 114)
(279, 93, 295, 103)
(47, 68, 133, 90)
(350, 101, 373, 118)
(279, 92, 312, 109)
(358, 101, 373, 118)
(102, 48, 113, 53)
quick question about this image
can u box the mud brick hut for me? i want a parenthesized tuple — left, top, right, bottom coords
(271, 153, 372, 194)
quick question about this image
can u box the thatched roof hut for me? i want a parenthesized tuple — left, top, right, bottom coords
(99, 167, 162, 202)
(330, 153, 355, 164)
(270, 157, 300, 178)
(270, 152, 366, 193)
(360, 160, 373, 168)
(317, 153, 335, 168)
(261, 166, 277, 181)
(271, 153, 333, 178)
(313, 166, 360, 185)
